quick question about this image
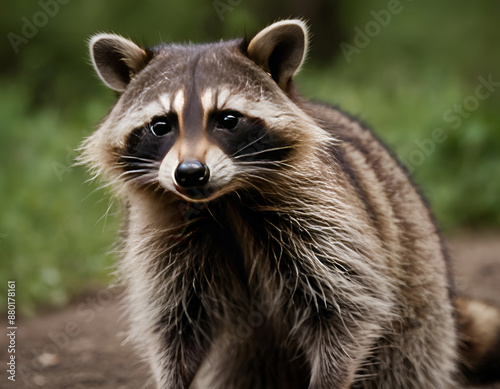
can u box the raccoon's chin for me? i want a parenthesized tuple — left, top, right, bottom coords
(173, 184, 221, 203)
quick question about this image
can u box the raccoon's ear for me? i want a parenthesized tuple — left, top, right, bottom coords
(89, 33, 150, 92)
(246, 19, 309, 89)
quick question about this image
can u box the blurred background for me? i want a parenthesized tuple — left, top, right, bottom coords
(1, 0, 499, 315)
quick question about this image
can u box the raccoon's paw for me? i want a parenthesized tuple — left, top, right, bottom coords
(456, 296, 500, 385)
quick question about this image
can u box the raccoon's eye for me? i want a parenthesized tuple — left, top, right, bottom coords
(217, 111, 243, 131)
(150, 118, 172, 137)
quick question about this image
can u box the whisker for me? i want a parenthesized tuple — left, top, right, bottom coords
(234, 145, 293, 160)
(120, 155, 159, 164)
(80, 182, 115, 202)
(126, 174, 158, 185)
(118, 163, 158, 170)
(118, 169, 153, 177)
(231, 133, 267, 157)
(237, 160, 294, 169)
(96, 200, 116, 229)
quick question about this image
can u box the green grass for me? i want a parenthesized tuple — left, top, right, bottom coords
(0, 83, 118, 315)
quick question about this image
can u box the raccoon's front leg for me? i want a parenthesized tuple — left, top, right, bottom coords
(149, 317, 210, 389)
(133, 287, 210, 388)
(159, 330, 208, 388)
(291, 297, 379, 389)
(300, 324, 360, 389)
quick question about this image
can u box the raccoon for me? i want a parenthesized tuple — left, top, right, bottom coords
(81, 20, 500, 388)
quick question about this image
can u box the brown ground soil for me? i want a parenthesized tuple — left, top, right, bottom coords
(2, 233, 500, 389)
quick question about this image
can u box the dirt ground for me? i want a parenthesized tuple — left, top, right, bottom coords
(2, 233, 500, 389)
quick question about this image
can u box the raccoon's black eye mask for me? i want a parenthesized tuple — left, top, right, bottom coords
(150, 117, 174, 137)
(212, 110, 244, 132)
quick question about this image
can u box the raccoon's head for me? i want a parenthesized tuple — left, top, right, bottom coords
(83, 20, 328, 203)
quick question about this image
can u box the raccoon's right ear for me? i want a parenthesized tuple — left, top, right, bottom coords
(246, 19, 309, 89)
(89, 34, 150, 92)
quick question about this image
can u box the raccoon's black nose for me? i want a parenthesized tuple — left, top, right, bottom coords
(174, 160, 210, 188)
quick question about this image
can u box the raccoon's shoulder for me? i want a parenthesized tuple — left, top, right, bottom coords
(293, 94, 411, 176)
(295, 97, 379, 150)
(296, 91, 450, 262)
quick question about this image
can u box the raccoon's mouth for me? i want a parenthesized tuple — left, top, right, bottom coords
(173, 184, 214, 202)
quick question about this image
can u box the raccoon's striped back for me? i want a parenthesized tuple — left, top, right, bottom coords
(299, 97, 453, 293)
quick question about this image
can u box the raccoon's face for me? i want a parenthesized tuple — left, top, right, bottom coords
(84, 20, 326, 203)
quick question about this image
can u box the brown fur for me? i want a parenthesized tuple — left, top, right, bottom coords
(82, 20, 500, 388)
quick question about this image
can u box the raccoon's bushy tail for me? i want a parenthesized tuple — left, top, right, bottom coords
(455, 296, 500, 385)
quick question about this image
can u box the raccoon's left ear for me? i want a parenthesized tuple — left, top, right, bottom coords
(246, 19, 309, 89)
(89, 33, 150, 92)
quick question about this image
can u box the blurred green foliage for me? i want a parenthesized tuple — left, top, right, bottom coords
(1, 0, 499, 313)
